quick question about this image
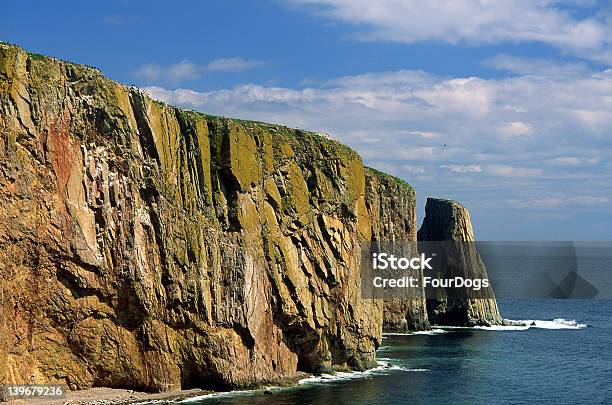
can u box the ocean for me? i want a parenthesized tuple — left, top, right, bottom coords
(181, 299, 612, 404)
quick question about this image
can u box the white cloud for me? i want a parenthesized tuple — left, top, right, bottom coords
(369, 162, 427, 175)
(409, 131, 440, 139)
(443, 164, 483, 173)
(546, 156, 599, 166)
(488, 165, 542, 177)
(508, 195, 608, 209)
(133, 63, 163, 82)
(132, 57, 264, 84)
(145, 67, 612, 141)
(167, 60, 200, 82)
(573, 108, 612, 131)
(500, 121, 532, 137)
(143, 65, 612, 217)
(325, 70, 434, 88)
(401, 164, 427, 174)
(401, 165, 426, 174)
(484, 54, 590, 77)
(289, 0, 612, 63)
(206, 57, 265, 72)
(133, 61, 200, 84)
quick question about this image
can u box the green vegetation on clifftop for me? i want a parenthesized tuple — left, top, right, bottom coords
(365, 166, 413, 190)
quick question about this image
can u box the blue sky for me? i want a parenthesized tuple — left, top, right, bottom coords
(2, 0, 611, 240)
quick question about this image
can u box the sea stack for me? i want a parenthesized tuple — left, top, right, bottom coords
(418, 198, 503, 326)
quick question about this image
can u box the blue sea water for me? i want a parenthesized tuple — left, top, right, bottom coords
(184, 299, 612, 404)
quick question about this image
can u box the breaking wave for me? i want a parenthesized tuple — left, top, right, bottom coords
(177, 360, 427, 403)
(298, 360, 429, 385)
(179, 389, 257, 403)
(510, 318, 587, 329)
(439, 318, 587, 331)
(383, 328, 447, 336)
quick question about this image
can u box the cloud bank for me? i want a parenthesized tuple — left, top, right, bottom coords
(133, 57, 264, 84)
(288, 0, 612, 63)
(143, 58, 612, 226)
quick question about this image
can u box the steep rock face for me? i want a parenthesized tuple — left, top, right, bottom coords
(0, 44, 424, 391)
(417, 198, 502, 326)
(364, 169, 429, 331)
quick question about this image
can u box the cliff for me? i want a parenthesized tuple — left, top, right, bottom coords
(365, 169, 429, 332)
(0, 43, 427, 392)
(417, 198, 502, 326)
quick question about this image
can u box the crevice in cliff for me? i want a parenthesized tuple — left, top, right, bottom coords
(207, 119, 243, 231)
(128, 91, 160, 163)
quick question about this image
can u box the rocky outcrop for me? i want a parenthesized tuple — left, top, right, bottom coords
(417, 198, 502, 326)
(365, 169, 429, 332)
(0, 43, 428, 392)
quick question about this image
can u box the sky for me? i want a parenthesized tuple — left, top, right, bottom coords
(1, 0, 611, 240)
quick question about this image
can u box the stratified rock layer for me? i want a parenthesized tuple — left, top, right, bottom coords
(418, 198, 502, 326)
(0, 44, 422, 391)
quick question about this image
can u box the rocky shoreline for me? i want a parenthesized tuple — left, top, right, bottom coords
(4, 372, 312, 404)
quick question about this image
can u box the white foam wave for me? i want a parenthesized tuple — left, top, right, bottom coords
(438, 318, 587, 331)
(179, 389, 257, 403)
(298, 360, 428, 385)
(512, 318, 588, 330)
(383, 328, 447, 336)
(136, 401, 165, 405)
(178, 361, 428, 402)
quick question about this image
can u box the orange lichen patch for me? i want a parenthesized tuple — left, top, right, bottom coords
(46, 118, 75, 193)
